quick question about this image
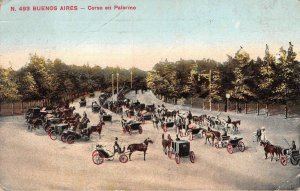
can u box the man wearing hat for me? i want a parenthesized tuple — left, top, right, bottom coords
(291, 140, 296, 151)
(114, 137, 121, 153)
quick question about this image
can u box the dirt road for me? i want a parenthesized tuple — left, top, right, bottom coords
(0, 91, 299, 190)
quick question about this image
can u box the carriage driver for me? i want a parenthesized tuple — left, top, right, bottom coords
(114, 137, 122, 153)
(260, 127, 268, 142)
(291, 140, 296, 151)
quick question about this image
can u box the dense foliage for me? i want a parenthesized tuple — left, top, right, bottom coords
(0, 54, 147, 103)
(146, 43, 300, 105)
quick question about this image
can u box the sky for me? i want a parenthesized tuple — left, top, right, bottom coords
(0, 0, 299, 70)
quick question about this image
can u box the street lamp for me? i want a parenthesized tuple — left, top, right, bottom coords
(130, 70, 133, 89)
(116, 73, 119, 98)
(111, 74, 114, 102)
(226, 93, 230, 112)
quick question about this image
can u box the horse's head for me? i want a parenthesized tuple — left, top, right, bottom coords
(145, 138, 154, 144)
(260, 141, 267, 147)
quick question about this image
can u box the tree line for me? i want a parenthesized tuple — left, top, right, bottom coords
(146, 42, 300, 111)
(0, 54, 147, 103)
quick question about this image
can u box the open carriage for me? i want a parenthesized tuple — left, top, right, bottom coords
(60, 129, 89, 144)
(48, 123, 69, 140)
(92, 144, 128, 165)
(187, 126, 205, 141)
(122, 121, 143, 135)
(167, 140, 195, 164)
(215, 136, 245, 154)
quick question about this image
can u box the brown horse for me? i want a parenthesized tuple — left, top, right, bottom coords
(260, 141, 279, 161)
(208, 127, 221, 141)
(127, 138, 154, 161)
(202, 129, 215, 146)
(81, 121, 105, 138)
(162, 134, 173, 152)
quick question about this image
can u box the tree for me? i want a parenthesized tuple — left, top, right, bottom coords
(0, 67, 20, 102)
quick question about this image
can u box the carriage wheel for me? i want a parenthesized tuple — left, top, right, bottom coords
(290, 156, 299, 166)
(238, 141, 245, 152)
(280, 156, 288, 166)
(168, 150, 172, 159)
(92, 150, 98, 157)
(67, 135, 75, 144)
(92, 153, 104, 165)
(175, 153, 180, 164)
(215, 142, 219, 149)
(128, 128, 132, 135)
(227, 144, 234, 154)
(61, 134, 67, 143)
(190, 151, 195, 163)
(188, 132, 193, 141)
(49, 131, 57, 140)
(139, 126, 143, 134)
(119, 154, 128, 163)
(122, 127, 126, 133)
(163, 125, 167, 132)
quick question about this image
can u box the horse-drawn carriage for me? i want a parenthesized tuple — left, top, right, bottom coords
(280, 149, 300, 166)
(92, 102, 101, 112)
(102, 113, 112, 123)
(186, 126, 205, 141)
(167, 140, 195, 164)
(92, 144, 128, 165)
(79, 97, 86, 107)
(141, 111, 152, 121)
(122, 120, 143, 135)
(61, 129, 89, 144)
(162, 121, 175, 132)
(25, 107, 41, 121)
(48, 123, 70, 140)
(215, 136, 245, 154)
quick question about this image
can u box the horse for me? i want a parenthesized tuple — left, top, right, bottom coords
(127, 138, 154, 161)
(81, 121, 105, 139)
(202, 129, 215, 146)
(260, 141, 281, 161)
(231, 120, 241, 132)
(27, 118, 43, 131)
(208, 127, 221, 141)
(162, 134, 173, 153)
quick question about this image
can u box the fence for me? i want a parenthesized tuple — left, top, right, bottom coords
(0, 92, 87, 116)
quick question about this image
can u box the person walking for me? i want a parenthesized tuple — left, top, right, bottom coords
(261, 127, 268, 142)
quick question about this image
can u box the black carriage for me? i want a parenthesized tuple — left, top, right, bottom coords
(167, 140, 195, 164)
(280, 149, 300, 166)
(162, 121, 175, 132)
(25, 107, 41, 120)
(61, 129, 89, 144)
(92, 102, 101, 112)
(219, 137, 245, 154)
(79, 97, 86, 107)
(187, 127, 204, 141)
(122, 121, 143, 135)
(48, 123, 69, 140)
(142, 112, 152, 121)
(102, 114, 112, 122)
(46, 117, 62, 124)
(92, 144, 128, 165)
(145, 104, 155, 112)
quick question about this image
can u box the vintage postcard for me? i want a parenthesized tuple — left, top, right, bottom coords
(0, 0, 299, 190)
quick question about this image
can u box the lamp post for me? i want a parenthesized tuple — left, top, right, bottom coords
(130, 70, 133, 89)
(116, 73, 119, 98)
(111, 74, 114, 102)
(226, 93, 230, 112)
